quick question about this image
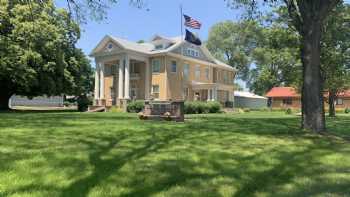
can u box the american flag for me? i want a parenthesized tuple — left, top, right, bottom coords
(183, 14, 201, 29)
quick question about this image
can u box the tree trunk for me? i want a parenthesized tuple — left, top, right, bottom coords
(329, 89, 336, 117)
(300, 19, 326, 132)
(0, 93, 11, 111)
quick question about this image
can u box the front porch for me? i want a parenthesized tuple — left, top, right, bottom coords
(94, 54, 150, 109)
(189, 81, 234, 105)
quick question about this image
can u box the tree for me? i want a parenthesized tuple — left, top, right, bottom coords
(0, 0, 92, 110)
(249, 21, 301, 95)
(226, 0, 342, 132)
(206, 20, 261, 80)
(321, 4, 350, 117)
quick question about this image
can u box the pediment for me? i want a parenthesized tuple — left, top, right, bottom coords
(90, 36, 124, 56)
(170, 42, 214, 63)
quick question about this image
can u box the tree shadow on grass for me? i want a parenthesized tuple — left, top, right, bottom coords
(1, 112, 350, 196)
(60, 126, 184, 197)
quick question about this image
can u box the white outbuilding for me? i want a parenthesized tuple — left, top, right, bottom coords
(234, 91, 267, 109)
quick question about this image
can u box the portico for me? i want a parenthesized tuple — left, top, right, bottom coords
(94, 54, 150, 108)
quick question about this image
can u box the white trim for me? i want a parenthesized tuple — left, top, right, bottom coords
(167, 52, 235, 71)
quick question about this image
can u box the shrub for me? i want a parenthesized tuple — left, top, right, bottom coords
(345, 108, 350, 114)
(127, 100, 144, 113)
(184, 101, 221, 114)
(285, 108, 292, 115)
(243, 108, 250, 113)
(63, 101, 71, 107)
(207, 101, 221, 113)
(77, 95, 92, 112)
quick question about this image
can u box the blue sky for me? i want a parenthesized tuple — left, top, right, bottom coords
(55, 0, 243, 58)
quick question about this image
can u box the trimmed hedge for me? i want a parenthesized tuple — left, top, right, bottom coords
(184, 101, 221, 114)
(127, 100, 145, 113)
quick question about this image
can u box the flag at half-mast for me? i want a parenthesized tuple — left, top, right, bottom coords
(183, 14, 201, 29)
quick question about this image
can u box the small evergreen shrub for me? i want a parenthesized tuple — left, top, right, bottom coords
(77, 95, 92, 112)
(127, 100, 144, 113)
(285, 108, 293, 114)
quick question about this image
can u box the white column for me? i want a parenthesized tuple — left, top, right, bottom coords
(213, 87, 217, 101)
(145, 59, 150, 99)
(118, 58, 124, 99)
(207, 89, 211, 101)
(94, 65, 100, 100)
(99, 63, 104, 99)
(124, 55, 130, 99)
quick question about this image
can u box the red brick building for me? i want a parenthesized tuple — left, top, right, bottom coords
(266, 87, 350, 109)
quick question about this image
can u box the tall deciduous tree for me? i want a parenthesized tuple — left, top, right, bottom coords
(321, 4, 350, 117)
(249, 22, 301, 95)
(0, 0, 92, 110)
(206, 20, 261, 81)
(226, 0, 342, 132)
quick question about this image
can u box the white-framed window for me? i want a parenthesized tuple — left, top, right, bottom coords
(152, 59, 161, 73)
(155, 44, 163, 50)
(183, 64, 190, 78)
(152, 85, 160, 99)
(184, 48, 200, 58)
(224, 72, 228, 83)
(106, 42, 113, 51)
(183, 88, 189, 99)
(171, 60, 177, 73)
(336, 98, 343, 105)
(205, 67, 210, 80)
(195, 65, 201, 79)
(283, 98, 293, 105)
(130, 62, 139, 73)
(130, 88, 138, 99)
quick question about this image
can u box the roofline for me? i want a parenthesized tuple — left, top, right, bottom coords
(166, 52, 236, 71)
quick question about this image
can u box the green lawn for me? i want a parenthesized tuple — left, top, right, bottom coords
(0, 111, 349, 197)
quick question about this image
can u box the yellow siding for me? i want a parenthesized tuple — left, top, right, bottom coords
(150, 56, 167, 100)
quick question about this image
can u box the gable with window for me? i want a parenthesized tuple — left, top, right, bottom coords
(183, 48, 200, 58)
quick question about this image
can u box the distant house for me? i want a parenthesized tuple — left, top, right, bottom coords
(234, 91, 267, 109)
(326, 90, 350, 109)
(266, 87, 350, 109)
(265, 87, 301, 109)
(9, 95, 64, 107)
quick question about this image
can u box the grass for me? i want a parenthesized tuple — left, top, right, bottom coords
(0, 111, 349, 197)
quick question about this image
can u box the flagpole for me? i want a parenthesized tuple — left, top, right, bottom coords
(180, 4, 185, 100)
(180, 4, 183, 41)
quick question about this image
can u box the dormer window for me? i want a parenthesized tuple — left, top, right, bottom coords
(155, 44, 163, 50)
(184, 48, 200, 58)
